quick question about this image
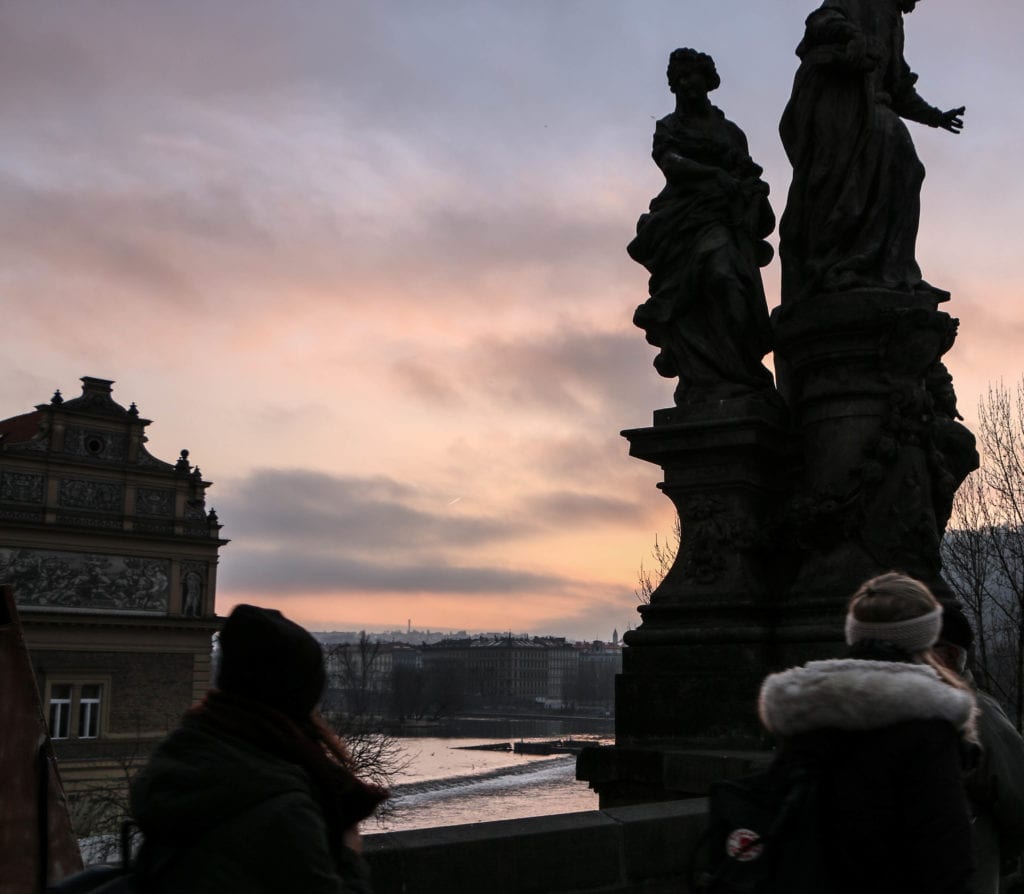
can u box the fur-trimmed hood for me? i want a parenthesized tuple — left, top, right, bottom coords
(759, 659, 976, 739)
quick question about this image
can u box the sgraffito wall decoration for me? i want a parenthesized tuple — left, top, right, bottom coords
(1, 547, 170, 612)
(0, 471, 45, 503)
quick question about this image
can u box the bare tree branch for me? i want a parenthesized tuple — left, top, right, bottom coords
(943, 378, 1024, 728)
(634, 516, 681, 604)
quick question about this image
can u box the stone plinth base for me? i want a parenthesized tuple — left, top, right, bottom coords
(576, 746, 770, 808)
(623, 397, 789, 605)
(772, 287, 975, 602)
(578, 399, 790, 806)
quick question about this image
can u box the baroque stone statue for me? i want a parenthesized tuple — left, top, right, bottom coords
(629, 48, 777, 406)
(778, 0, 965, 305)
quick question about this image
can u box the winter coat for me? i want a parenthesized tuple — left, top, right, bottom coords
(759, 658, 977, 894)
(130, 719, 372, 894)
(967, 689, 1024, 894)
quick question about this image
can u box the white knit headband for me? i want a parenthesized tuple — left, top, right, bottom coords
(844, 606, 943, 653)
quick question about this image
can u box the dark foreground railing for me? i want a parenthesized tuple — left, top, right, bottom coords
(363, 798, 708, 894)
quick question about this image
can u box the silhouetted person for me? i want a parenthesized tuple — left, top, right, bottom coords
(759, 573, 976, 894)
(131, 604, 386, 892)
(936, 604, 1024, 894)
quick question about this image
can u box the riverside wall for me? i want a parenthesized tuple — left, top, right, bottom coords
(363, 798, 708, 894)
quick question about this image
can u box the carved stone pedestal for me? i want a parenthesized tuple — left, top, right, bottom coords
(771, 289, 977, 621)
(577, 397, 788, 807)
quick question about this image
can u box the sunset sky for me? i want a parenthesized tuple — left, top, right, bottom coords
(3, 1, 1022, 640)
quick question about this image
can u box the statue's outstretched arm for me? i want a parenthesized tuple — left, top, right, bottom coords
(893, 64, 966, 134)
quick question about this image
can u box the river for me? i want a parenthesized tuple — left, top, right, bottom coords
(373, 717, 613, 833)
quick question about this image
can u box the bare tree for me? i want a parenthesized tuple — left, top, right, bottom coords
(67, 716, 165, 864)
(943, 380, 1024, 729)
(635, 516, 681, 604)
(321, 635, 410, 814)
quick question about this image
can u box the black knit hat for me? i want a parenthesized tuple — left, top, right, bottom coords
(939, 601, 975, 652)
(217, 604, 325, 720)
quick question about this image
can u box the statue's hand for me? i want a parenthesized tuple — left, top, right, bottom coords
(938, 106, 966, 133)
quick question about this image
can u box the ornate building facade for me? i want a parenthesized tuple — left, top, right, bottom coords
(0, 377, 226, 826)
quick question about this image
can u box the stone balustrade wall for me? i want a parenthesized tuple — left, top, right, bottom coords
(363, 798, 708, 894)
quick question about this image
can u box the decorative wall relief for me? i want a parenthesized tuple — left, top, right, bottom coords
(55, 514, 122, 530)
(0, 508, 45, 524)
(134, 520, 174, 535)
(0, 471, 45, 504)
(135, 487, 174, 517)
(62, 426, 128, 462)
(1, 547, 170, 612)
(58, 477, 124, 513)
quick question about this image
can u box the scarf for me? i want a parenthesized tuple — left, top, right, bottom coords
(188, 691, 389, 840)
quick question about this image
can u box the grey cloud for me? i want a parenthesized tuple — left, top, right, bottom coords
(215, 468, 530, 552)
(390, 361, 462, 407)
(525, 490, 650, 527)
(0, 174, 263, 305)
(391, 328, 669, 422)
(219, 547, 565, 596)
(522, 434, 653, 484)
(0, 3, 682, 325)
(0, 3, 328, 109)
(0, 179, 176, 288)
(476, 330, 664, 417)
(413, 202, 630, 279)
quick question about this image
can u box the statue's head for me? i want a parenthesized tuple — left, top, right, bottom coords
(667, 48, 720, 95)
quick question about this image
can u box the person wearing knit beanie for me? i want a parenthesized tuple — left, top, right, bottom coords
(755, 572, 977, 894)
(217, 604, 326, 720)
(130, 603, 383, 893)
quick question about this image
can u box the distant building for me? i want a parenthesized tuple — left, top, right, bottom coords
(421, 635, 584, 709)
(0, 377, 226, 831)
(572, 641, 622, 708)
(315, 629, 622, 717)
(533, 636, 579, 706)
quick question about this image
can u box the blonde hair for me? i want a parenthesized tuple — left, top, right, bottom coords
(848, 572, 973, 697)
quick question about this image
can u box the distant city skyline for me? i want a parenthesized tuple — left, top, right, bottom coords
(314, 625, 623, 645)
(3, 1, 1021, 641)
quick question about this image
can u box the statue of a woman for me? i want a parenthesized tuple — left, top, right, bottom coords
(778, 0, 965, 305)
(629, 49, 777, 407)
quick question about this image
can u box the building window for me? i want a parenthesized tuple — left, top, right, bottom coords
(78, 684, 102, 738)
(46, 681, 106, 741)
(49, 684, 72, 740)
